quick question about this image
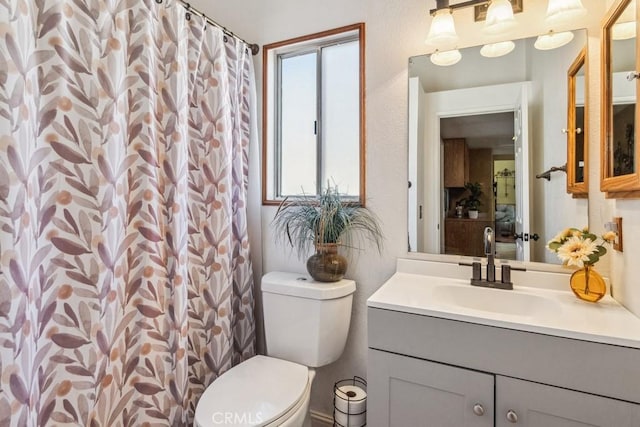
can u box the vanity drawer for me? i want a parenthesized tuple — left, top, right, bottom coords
(368, 307, 640, 404)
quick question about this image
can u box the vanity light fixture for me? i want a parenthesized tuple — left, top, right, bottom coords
(533, 0, 585, 50)
(425, 7, 459, 49)
(483, 0, 517, 35)
(544, 0, 587, 27)
(430, 49, 462, 66)
(480, 40, 515, 57)
(426, 0, 588, 66)
(426, 0, 519, 49)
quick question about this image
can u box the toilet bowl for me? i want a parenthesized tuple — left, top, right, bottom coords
(194, 272, 356, 427)
(194, 356, 316, 427)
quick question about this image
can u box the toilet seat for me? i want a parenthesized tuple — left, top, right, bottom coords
(262, 369, 315, 427)
(194, 355, 310, 427)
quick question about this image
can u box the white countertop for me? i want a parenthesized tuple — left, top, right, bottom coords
(368, 272, 640, 349)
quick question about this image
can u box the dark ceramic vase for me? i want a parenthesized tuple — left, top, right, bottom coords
(306, 243, 347, 282)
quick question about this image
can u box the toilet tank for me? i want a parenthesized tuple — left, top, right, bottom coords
(261, 272, 356, 368)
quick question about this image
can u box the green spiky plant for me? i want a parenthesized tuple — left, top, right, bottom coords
(272, 186, 384, 259)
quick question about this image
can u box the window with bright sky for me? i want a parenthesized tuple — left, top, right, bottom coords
(263, 24, 364, 204)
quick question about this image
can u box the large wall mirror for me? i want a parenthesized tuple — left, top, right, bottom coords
(408, 30, 588, 265)
(601, 0, 638, 198)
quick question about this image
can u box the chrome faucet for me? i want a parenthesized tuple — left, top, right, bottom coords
(468, 226, 514, 290)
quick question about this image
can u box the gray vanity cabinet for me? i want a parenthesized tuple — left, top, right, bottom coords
(369, 348, 640, 427)
(495, 376, 640, 427)
(368, 349, 494, 427)
(367, 307, 640, 427)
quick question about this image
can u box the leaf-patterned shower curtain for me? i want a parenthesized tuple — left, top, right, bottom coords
(0, 0, 256, 425)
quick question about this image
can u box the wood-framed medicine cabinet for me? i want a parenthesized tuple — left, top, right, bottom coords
(601, 0, 639, 198)
(567, 47, 588, 198)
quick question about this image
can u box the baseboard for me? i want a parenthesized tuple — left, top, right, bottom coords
(310, 409, 333, 427)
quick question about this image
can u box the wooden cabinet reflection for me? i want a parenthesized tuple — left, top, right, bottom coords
(444, 218, 494, 257)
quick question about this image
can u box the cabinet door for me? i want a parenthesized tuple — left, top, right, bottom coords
(443, 139, 468, 188)
(445, 219, 494, 257)
(368, 349, 494, 427)
(444, 219, 468, 255)
(496, 376, 640, 427)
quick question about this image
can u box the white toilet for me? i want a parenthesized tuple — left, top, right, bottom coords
(194, 271, 356, 427)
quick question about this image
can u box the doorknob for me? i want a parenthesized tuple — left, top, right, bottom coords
(515, 232, 539, 241)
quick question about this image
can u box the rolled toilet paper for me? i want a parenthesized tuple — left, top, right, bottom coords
(334, 410, 366, 427)
(334, 384, 367, 427)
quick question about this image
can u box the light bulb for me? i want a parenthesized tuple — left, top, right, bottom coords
(612, 1, 637, 40)
(612, 21, 636, 40)
(426, 8, 459, 49)
(545, 0, 587, 27)
(534, 31, 575, 50)
(480, 40, 515, 58)
(484, 0, 517, 35)
(430, 49, 462, 66)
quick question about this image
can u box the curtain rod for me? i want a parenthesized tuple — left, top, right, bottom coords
(156, 0, 260, 55)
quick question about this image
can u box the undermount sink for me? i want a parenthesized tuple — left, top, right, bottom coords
(430, 283, 561, 318)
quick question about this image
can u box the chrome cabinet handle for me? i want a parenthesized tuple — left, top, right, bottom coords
(506, 409, 518, 423)
(627, 71, 640, 82)
(473, 403, 485, 416)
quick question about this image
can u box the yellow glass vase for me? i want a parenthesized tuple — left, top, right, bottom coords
(570, 265, 606, 303)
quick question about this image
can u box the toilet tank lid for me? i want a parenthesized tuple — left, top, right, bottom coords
(262, 272, 356, 300)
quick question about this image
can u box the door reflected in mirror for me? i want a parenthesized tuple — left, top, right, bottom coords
(408, 30, 589, 264)
(441, 113, 517, 260)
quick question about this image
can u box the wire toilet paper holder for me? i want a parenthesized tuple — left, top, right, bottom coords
(333, 376, 367, 427)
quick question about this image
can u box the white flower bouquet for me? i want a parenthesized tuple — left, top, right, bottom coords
(546, 227, 616, 268)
